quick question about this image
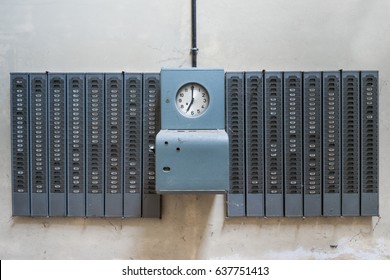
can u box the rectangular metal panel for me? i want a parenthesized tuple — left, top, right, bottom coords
(360, 71, 379, 216)
(303, 72, 322, 216)
(156, 130, 229, 192)
(226, 72, 245, 217)
(104, 74, 124, 217)
(11, 73, 30, 216)
(30, 74, 49, 216)
(123, 73, 143, 217)
(67, 74, 86, 216)
(245, 72, 264, 216)
(48, 73, 67, 216)
(142, 73, 161, 218)
(341, 71, 360, 216)
(322, 72, 341, 216)
(284, 72, 303, 217)
(264, 72, 284, 216)
(86, 74, 105, 217)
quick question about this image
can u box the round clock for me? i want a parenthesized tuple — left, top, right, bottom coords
(175, 82, 210, 117)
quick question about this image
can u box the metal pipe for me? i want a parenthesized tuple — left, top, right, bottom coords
(191, 0, 198, 67)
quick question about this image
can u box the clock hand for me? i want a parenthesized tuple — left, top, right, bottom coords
(186, 85, 195, 112)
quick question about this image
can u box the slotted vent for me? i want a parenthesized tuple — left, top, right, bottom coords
(227, 76, 244, 194)
(106, 78, 123, 195)
(12, 76, 29, 194)
(143, 76, 160, 194)
(125, 76, 142, 194)
(285, 75, 302, 195)
(246, 75, 263, 194)
(68, 77, 84, 194)
(87, 77, 104, 194)
(362, 75, 378, 194)
(49, 77, 66, 194)
(324, 75, 340, 194)
(304, 75, 321, 195)
(265, 75, 283, 195)
(31, 77, 47, 194)
(342, 75, 359, 194)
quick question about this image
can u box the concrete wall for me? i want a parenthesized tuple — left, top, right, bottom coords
(0, 0, 389, 259)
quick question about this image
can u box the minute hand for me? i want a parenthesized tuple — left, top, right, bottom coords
(186, 85, 195, 112)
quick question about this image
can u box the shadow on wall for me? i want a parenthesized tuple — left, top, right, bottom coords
(130, 194, 215, 259)
(8, 194, 215, 259)
(8, 195, 378, 260)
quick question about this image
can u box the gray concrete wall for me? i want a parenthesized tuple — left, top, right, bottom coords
(0, 0, 389, 259)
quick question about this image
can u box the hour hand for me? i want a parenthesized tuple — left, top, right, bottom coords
(186, 100, 194, 112)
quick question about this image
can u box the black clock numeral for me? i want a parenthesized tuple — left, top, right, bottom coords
(203, 99, 207, 103)
(180, 93, 184, 97)
(201, 105, 205, 108)
(191, 111, 194, 115)
(185, 88, 188, 92)
(202, 93, 205, 97)
(181, 105, 184, 109)
(197, 109, 200, 114)
(179, 99, 182, 103)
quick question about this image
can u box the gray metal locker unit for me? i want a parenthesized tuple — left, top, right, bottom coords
(360, 71, 379, 216)
(123, 73, 143, 217)
(245, 72, 264, 216)
(104, 73, 124, 217)
(341, 71, 360, 216)
(11, 73, 30, 216)
(322, 72, 341, 216)
(30, 73, 49, 216)
(67, 74, 86, 216)
(226, 72, 245, 217)
(284, 72, 303, 217)
(264, 72, 284, 216)
(142, 73, 161, 218)
(303, 72, 322, 216)
(86, 74, 105, 217)
(48, 73, 67, 216)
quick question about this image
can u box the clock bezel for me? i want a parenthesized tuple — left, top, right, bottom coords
(175, 82, 210, 118)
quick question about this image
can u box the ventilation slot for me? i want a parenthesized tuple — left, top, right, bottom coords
(68, 77, 84, 194)
(285, 75, 302, 195)
(49, 77, 65, 194)
(324, 76, 340, 194)
(106, 78, 123, 194)
(143, 76, 160, 194)
(31, 77, 47, 194)
(304, 75, 321, 195)
(227, 76, 244, 194)
(87, 77, 103, 194)
(12, 76, 29, 194)
(265, 75, 283, 195)
(125, 76, 142, 194)
(362, 75, 378, 194)
(342, 75, 359, 194)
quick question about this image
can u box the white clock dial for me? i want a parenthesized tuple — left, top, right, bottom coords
(175, 83, 210, 117)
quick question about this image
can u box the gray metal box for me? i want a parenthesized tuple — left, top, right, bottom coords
(156, 130, 229, 193)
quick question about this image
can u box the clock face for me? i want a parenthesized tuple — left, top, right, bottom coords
(175, 83, 210, 117)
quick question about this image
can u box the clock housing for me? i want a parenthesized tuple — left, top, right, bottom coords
(160, 68, 224, 129)
(156, 68, 229, 193)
